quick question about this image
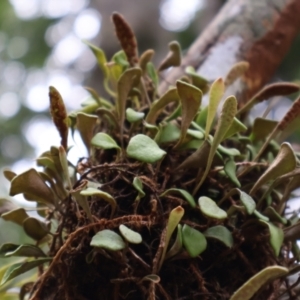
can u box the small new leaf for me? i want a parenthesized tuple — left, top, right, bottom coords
(126, 134, 166, 163)
(182, 224, 207, 257)
(90, 229, 126, 251)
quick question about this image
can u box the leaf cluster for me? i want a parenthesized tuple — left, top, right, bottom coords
(1, 12, 300, 300)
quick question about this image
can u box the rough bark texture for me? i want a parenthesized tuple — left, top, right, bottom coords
(159, 0, 300, 106)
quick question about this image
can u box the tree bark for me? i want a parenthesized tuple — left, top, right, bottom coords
(158, 0, 300, 106)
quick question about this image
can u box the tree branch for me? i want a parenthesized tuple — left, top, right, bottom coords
(159, 0, 300, 106)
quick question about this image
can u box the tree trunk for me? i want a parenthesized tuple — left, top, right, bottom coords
(159, 0, 300, 106)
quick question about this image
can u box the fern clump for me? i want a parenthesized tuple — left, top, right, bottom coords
(1, 12, 300, 300)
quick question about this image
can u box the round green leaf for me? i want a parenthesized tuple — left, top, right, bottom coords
(182, 224, 207, 257)
(126, 134, 166, 163)
(204, 225, 233, 248)
(91, 133, 120, 150)
(126, 108, 145, 123)
(119, 225, 142, 244)
(90, 229, 126, 251)
(199, 196, 227, 220)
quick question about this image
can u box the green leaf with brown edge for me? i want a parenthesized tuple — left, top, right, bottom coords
(146, 87, 179, 124)
(0, 199, 18, 217)
(96, 108, 120, 130)
(49, 146, 64, 175)
(252, 96, 300, 164)
(263, 206, 287, 225)
(126, 134, 166, 163)
(182, 224, 207, 258)
(194, 96, 237, 193)
(205, 77, 224, 138)
(146, 62, 159, 88)
(49, 86, 68, 151)
(117, 67, 142, 134)
(237, 82, 300, 115)
(204, 225, 233, 248)
(199, 196, 227, 220)
(132, 177, 145, 198)
(250, 118, 278, 142)
(0, 244, 46, 258)
(259, 221, 284, 256)
(158, 206, 184, 272)
(23, 217, 49, 241)
(176, 139, 211, 171)
(90, 229, 126, 251)
(250, 143, 296, 195)
(3, 170, 16, 182)
(224, 61, 249, 88)
(224, 159, 241, 187)
(175, 80, 202, 148)
(9, 169, 56, 207)
(76, 112, 98, 151)
(70, 180, 93, 223)
(158, 41, 181, 72)
(36, 157, 57, 173)
(119, 225, 142, 244)
(230, 266, 288, 300)
(126, 108, 145, 123)
(91, 133, 120, 151)
(185, 66, 209, 92)
(0, 258, 52, 286)
(139, 49, 154, 73)
(277, 95, 300, 132)
(222, 117, 247, 141)
(165, 224, 183, 259)
(1, 208, 29, 226)
(84, 87, 113, 109)
(284, 222, 300, 241)
(80, 187, 117, 218)
(160, 188, 196, 208)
